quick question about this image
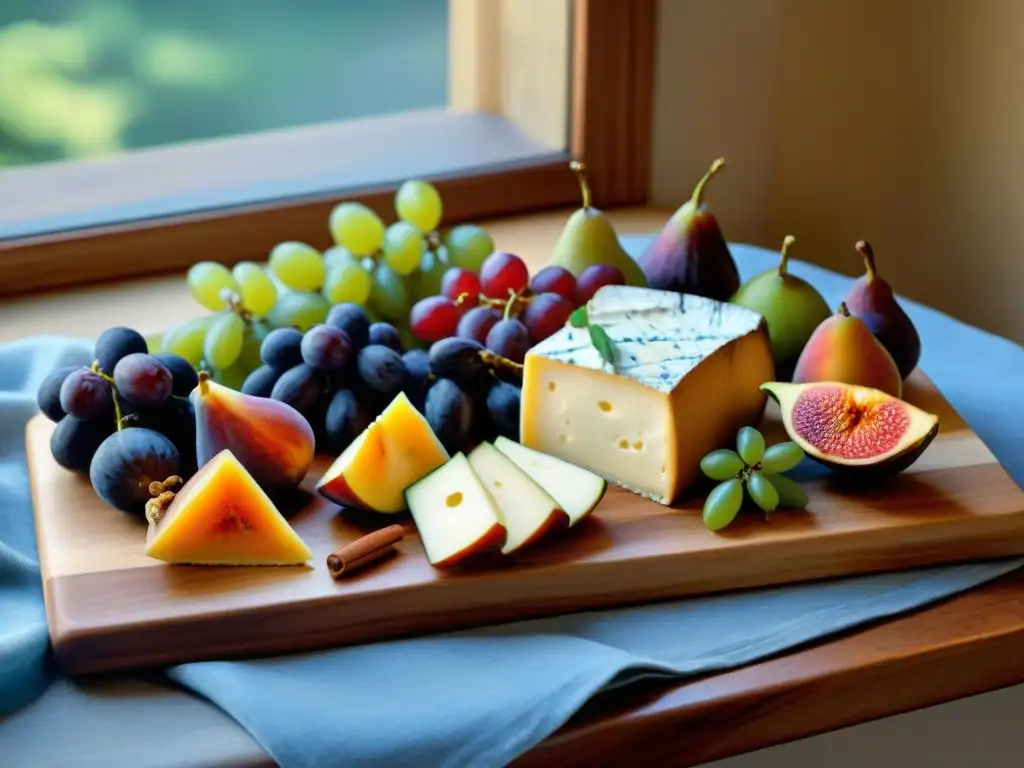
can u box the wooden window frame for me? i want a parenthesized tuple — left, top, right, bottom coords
(0, 0, 656, 297)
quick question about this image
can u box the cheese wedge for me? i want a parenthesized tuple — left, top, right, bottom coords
(145, 450, 313, 566)
(520, 285, 774, 505)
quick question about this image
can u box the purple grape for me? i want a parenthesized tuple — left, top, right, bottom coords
(301, 325, 353, 372)
(37, 366, 78, 423)
(241, 365, 281, 398)
(153, 353, 199, 397)
(326, 303, 370, 347)
(368, 322, 402, 352)
(486, 380, 521, 440)
(89, 428, 180, 517)
(59, 367, 114, 421)
(485, 319, 531, 364)
(270, 364, 326, 415)
(260, 328, 304, 370)
(50, 415, 114, 473)
(356, 344, 405, 393)
(94, 326, 148, 375)
(112, 354, 173, 409)
(424, 378, 473, 454)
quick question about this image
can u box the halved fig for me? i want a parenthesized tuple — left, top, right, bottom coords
(759, 381, 939, 476)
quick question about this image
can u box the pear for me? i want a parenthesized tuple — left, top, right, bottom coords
(731, 235, 831, 378)
(191, 373, 315, 493)
(636, 157, 740, 301)
(548, 161, 647, 287)
(843, 240, 921, 380)
(792, 302, 903, 399)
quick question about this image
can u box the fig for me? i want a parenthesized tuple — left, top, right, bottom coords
(760, 380, 939, 476)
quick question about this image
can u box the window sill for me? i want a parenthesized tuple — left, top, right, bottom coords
(0, 205, 671, 345)
(0, 110, 585, 296)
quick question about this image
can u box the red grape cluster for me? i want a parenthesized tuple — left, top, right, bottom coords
(407, 252, 627, 362)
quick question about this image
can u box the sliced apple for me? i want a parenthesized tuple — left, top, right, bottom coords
(493, 436, 607, 527)
(145, 449, 314, 566)
(316, 391, 449, 513)
(405, 452, 507, 569)
(466, 442, 569, 555)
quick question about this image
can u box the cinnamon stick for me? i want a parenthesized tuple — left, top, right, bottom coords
(326, 525, 404, 579)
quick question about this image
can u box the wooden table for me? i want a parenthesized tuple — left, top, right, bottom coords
(5, 206, 1024, 766)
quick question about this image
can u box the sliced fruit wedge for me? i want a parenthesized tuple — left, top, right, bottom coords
(405, 452, 506, 569)
(467, 442, 569, 554)
(493, 435, 606, 526)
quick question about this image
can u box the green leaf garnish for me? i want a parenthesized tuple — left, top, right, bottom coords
(588, 324, 617, 366)
(569, 305, 589, 328)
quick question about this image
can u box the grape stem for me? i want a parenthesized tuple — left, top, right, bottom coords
(425, 230, 442, 252)
(91, 360, 125, 432)
(454, 291, 531, 316)
(479, 349, 524, 374)
(222, 290, 253, 322)
(145, 475, 183, 524)
(503, 289, 522, 320)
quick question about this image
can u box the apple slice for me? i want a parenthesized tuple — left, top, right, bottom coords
(466, 442, 569, 555)
(405, 452, 507, 569)
(316, 391, 449, 513)
(493, 436, 607, 527)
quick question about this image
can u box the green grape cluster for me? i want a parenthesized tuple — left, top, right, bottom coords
(166, 179, 498, 391)
(161, 261, 278, 385)
(699, 426, 810, 532)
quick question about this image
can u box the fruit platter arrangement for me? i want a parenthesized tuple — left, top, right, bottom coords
(27, 159, 1024, 675)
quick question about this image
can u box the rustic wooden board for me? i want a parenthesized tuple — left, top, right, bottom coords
(27, 371, 1024, 676)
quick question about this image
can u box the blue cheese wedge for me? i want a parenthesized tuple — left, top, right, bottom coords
(520, 285, 774, 505)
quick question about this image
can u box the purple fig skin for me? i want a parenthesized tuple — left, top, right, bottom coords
(191, 374, 315, 493)
(637, 157, 741, 302)
(843, 241, 922, 380)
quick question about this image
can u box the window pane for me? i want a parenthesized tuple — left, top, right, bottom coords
(0, 0, 449, 168)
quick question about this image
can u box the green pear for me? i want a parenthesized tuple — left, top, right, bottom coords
(731, 235, 831, 376)
(548, 161, 647, 287)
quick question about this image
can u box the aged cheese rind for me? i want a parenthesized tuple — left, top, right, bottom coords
(520, 286, 774, 505)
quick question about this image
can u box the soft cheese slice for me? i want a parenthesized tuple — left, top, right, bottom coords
(493, 436, 606, 526)
(467, 442, 569, 554)
(520, 285, 774, 505)
(405, 453, 506, 569)
(145, 450, 314, 566)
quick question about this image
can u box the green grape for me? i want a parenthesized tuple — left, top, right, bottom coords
(395, 179, 443, 233)
(323, 245, 356, 272)
(162, 315, 217, 366)
(703, 478, 744, 532)
(409, 247, 448, 301)
(239, 320, 270, 373)
(444, 224, 494, 271)
(269, 242, 326, 292)
(266, 290, 330, 332)
(187, 262, 238, 311)
(203, 312, 245, 370)
(736, 426, 766, 466)
(329, 201, 386, 256)
(368, 262, 409, 321)
(396, 322, 425, 352)
(323, 261, 373, 305)
(763, 473, 810, 510)
(232, 261, 278, 316)
(212, 361, 249, 391)
(700, 449, 745, 481)
(746, 471, 780, 513)
(144, 333, 163, 354)
(383, 221, 425, 276)
(760, 441, 805, 474)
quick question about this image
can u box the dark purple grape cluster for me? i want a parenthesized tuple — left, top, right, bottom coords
(243, 303, 525, 457)
(38, 325, 200, 517)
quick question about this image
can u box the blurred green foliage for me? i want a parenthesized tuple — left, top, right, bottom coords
(0, 0, 448, 168)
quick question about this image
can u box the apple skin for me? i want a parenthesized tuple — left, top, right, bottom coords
(431, 522, 507, 570)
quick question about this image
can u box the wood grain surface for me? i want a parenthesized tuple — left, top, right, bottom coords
(27, 371, 1024, 676)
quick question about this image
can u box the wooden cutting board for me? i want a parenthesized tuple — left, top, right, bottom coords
(27, 371, 1024, 676)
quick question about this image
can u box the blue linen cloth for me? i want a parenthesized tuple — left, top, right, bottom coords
(2, 239, 1023, 768)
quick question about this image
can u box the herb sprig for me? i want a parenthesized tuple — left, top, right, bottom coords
(569, 305, 617, 367)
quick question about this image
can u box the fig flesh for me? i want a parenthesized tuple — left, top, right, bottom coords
(760, 381, 939, 476)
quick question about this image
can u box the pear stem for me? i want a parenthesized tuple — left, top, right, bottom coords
(691, 157, 725, 207)
(569, 160, 591, 209)
(778, 235, 796, 277)
(855, 240, 878, 280)
(838, 302, 851, 317)
(197, 370, 211, 396)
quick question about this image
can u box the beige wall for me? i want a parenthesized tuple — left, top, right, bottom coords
(650, 0, 1024, 345)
